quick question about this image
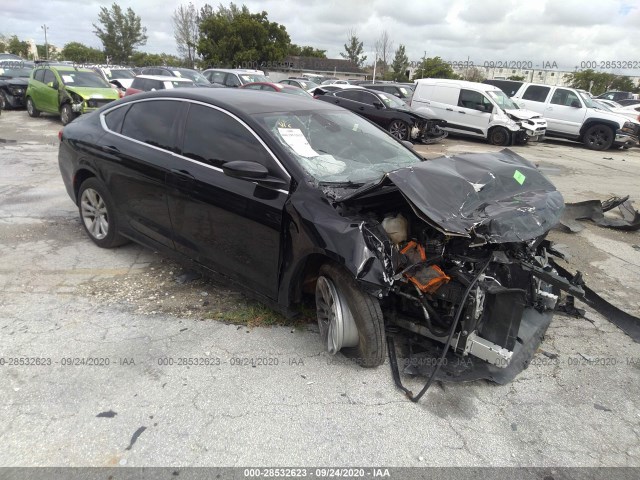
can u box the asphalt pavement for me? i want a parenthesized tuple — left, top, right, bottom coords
(1, 109, 639, 468)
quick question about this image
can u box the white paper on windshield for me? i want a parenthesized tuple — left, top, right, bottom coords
(62, 75, 74, 83)
(104, 68, 111, 76)
(0, 68, 4, 75)
(173, 70, 182, 77)
(278, 128, 320, 157)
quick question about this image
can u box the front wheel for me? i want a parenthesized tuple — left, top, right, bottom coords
(583, 124, 614, 150)
(315, 264, 386, 367)
(77, 178, 129, 248)
(388, 120, 410, 141)
(60, 103, 77, 126)
(488, 126, 510, 146)
(26, 97, 40, 117)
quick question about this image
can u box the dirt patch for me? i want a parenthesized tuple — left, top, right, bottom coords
(77, 256, 314, 328)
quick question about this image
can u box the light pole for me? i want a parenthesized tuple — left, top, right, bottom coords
(41, 24, 49, 60)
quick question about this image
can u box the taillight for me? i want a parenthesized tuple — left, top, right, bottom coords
(58, 130, 63, 142)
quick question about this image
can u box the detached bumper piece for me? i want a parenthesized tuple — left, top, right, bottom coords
(559, 195, 640, 232)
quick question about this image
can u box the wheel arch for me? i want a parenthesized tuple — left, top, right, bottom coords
(280, 251, 344, 307)
(579, 119, 619, 138)
(73, 168, 97, 204)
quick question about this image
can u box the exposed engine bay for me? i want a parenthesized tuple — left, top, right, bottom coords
(345, 198, 560, 377)
(326, 149, 581, 397)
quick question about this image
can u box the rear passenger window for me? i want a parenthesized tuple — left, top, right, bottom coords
(550, 89, 582, 107)
(522, 85, 550, 102)
(121, 100, 182, 152)
(104, 105, 130, 133)
(182, 104, 274, 171)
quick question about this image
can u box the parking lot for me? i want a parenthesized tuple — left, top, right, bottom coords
(1, 108, 640, 467)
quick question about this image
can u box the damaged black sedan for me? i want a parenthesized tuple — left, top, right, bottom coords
(315, 86, 447, 144)
(58, 89, 566, 383)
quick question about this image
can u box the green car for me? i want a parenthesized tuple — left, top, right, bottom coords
(25, 64, 120, 125)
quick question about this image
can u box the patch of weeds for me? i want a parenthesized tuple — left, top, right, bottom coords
(206, 301, 314, 329)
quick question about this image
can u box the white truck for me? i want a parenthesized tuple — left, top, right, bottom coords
(511, 83, 639, 150)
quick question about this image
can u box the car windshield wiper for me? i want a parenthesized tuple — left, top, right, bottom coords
(317, 180, 365, 188)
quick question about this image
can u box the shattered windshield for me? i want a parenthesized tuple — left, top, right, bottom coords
(487, 90, 519, 110)
(253, 110, 422, 184)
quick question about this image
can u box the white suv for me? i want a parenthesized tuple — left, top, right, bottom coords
(512, 83, 639, 150)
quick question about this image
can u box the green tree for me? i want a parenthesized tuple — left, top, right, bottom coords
(60, 42, 105, 63)
(565, 69, 636, 96)
(198, 3, 290, 67)
(288, 44, 326, 58)
(173, 3, 199, 67)
(390, 44, 409, 81)
(129, 51, 183, 67)
(507, 75, 525, 81)
(412, 56, 459, 80)
(6, 35, 29, 57)
(340, 29, 366, 68)
(93, 3, 148, 64)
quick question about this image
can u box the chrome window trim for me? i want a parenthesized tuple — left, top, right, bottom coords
(99, 97, 292, 188)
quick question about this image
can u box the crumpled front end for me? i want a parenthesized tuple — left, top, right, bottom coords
(409, 115, 449, 144)
(335, 149, 569, 379)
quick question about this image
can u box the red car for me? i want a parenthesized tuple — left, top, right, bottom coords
(240, 82, 312, 97)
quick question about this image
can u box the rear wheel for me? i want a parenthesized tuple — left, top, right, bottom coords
(26, 97, 40, 117)
(315, 264, 386, 367)
(388, 120, 410, 141)
(60, 103, 77, 126)
(77, 178, 129, 248)
(583, 124, 614, 150)
(488, 126, 510, 146)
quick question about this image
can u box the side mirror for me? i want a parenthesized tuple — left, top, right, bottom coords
(373, 101, 384, 109)
(47, 81, 58, 89)
(401, 140, 414, 150)
(570, 100, 581, 108)
(222, 160, 268, 180)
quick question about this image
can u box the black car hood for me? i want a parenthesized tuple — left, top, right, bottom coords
(0, 77, 28, 86)
(339, 149, 564, 244)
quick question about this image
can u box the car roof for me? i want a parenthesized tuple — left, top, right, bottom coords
(37, 65, 95, 73)
(135, 75, 194, 82)
(416, 78, 501, 91)
(118, 88, 337, 115)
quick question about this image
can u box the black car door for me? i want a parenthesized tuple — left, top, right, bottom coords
(165, 102, 290, 299)
(332, 90, 388, 128)
(102, 99, 186, 249)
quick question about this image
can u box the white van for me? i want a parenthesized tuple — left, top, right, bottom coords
(411, 79, 547, 145)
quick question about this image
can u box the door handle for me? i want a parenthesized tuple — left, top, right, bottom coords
(446, 108, 453, 111)
(359, 106, 365, 111)
(457, 111, 466, 114)
(103, 145, 119, 153)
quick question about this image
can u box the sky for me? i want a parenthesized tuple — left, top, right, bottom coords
(2, 0, 640, 73)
